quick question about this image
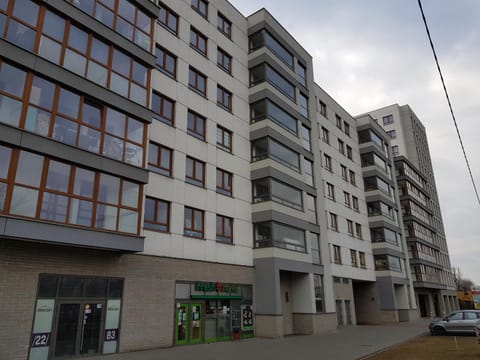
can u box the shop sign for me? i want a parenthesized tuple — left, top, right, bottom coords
(191, 282, 242, 299)
(241, 305, 254, 331)
(103, 299, 121, 354)
(29, 299, 55, 360)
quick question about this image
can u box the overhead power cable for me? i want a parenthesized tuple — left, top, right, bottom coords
(417, 0, 480, 206)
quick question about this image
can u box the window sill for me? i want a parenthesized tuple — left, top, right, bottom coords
(187, 130, 207, 142)
(188, 86, 207, 99)
(190, 44, 208, 58)
(153, 114, 174, 127)
(157, 21, 179, 37)
(216, 144, 232, 154)
(217, 102, 233, 114)
(183, 233, 205, 240)
(156, 67, 176, 81)
(217, 64, 232, 76)
(185, 179, 205, 189)
(216, 190, 233, 197)
(216, 239, 234, 245)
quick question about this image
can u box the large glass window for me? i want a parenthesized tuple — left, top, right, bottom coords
(250, 63, 295, 100)
(190, 27, 207, 56)
(187, 110, 206, 141)
(301, 125, 311, 151)
(217, 12, 231, 38)
(254, 221, 305, 252)
(148, 142, 172, 177)
(374, 255, 402, 272)
(217, 47, 232, 74)
(189, 67, 207, 96)
(251, 137, 300, 172)
(371, 227, 398, 245)
(216, 168, 232, 196)
(216, 215, 233, 243)
(250, 98, 297, 135)
(306, 194, 317, 224)
(158, 2, 179, 34)
(184, 207, 204, 238)
(364, 176, 390, 195)
(252, 178, 302, 210)
(1, 146, 140, 233)
(313, 274, 325, 312)
(155, 46, 176, 78)
(152, 92, 175, 126)
(144, 197, 169, 232)
(299, 93, 308, 118)
(311, 233, 321, 265)
(304, 158, 314, 186)
(217, 85, 232, 111)
(0, 61, 27, 127)
(249, 29, 294, 68)
(186, 156, 205, 187)
(216, 126, 232, 152)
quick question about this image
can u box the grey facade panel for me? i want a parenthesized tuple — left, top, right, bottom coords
(0, 217, 5, 234)
(252, 210, 321, 234)
(0, 40, 153, 123)
(251, 167, 317, 196)
(0, 124, 149, 183)
(254, 257, 323, 314)
(46, 0, 157, 66)
(369, 220, 402, 233)
(375, 277, 396, 310)
(365, 193, 397, 208)
(372, 247, 406, 259)
(362, 168, 394, 186)
(1, 216, 144, 252)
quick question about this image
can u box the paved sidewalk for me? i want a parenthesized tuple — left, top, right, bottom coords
(91, 319, 431, 360)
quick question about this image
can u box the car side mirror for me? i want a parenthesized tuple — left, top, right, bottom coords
(444, 317, 449, 321)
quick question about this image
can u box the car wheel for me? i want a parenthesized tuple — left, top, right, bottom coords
(432, 326, 446, 336)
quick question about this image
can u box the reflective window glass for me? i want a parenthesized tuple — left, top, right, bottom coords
(43, 10, 65, 41)
(7, 20, 36, 50)
(15, 151, 43, 187)
(46, 161, 71, 192)
(58, 89, 80, 118)
(0, 62, 26, 97)
(10, 186, 38, 217)
(13, 0, 39, 27)
(73, 168, 95, 198)
(99, 174, 120, 204)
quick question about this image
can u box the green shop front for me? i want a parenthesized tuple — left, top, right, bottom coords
(174, 281, 254, 345)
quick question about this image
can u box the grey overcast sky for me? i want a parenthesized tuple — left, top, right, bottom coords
(230, 0, 480, 285)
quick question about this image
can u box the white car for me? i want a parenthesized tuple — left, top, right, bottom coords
(429, 310, 480, 335)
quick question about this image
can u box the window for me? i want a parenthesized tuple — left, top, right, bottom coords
(186, 156, 205, 187)
(349, 170, 356, 186)
(355, 223, 362, 239)
(250, 98, 297, 135)
(371, 227, 398, 245)
(313, 274, 325, 312)
(347, 220, 353, 236)
(190, 27, 207, 56)
(191, 0, 208, 18)
(326, 183, 335, 200)
(383, 114, 394, 125)
(311, 233, 321, 265)
(352, 196, 359, 211)
(250, 63, 296, 100)
(158, 3, 179, 34)
(155, 46, 176, 78)
(217, 85, 232, 111)
(217, 126, 232, 152)
(1, 147, 141, 234)
(184, 207, 204, 238)
(359, 252, 366, 268)
(319, 101, 327, 117)
(350, 250, 358, 267)
(217, 48, 232, 74)
(374, 255, 401, 272)
(299, 93, 309, 117)
(216, 168, 232, 196)
(254, 221, 305, 252)
(335, 114, 342, 129)
(253, 178, 302, 210)
(338, 139, 344, 154)
(152, 92, 175, 125)
(324, 154, 332, 171)
(344, 122, 350, 136)
(297, 62, 307, 86)
(304, 158, 314, 186)
(329, 212, 338, 231)
(216, 215, 233, 243)
(189, 67, 207, 96)
(344, 191, 350, 207)
(387, 130, 397, 139)
(251, 137, 300, 172)
(217, 12, 231, 38)
(333, 245, 341, 264)
(302, 125, 311, 151)
(249, 30, 294, 68)
(187, 110, 206, 140)
(392, 145, 399, 156)
(346, 145, 352, 160)
(341, 165, 347, 180)
(144, 197, 169, 232)
(148, 143, 172, 176)
(321, 127, 329, 144)
(306, 194, 317, 224)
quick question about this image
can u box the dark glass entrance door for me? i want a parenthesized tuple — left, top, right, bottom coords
(53, 302, 104, 357)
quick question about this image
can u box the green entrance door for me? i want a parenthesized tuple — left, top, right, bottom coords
(175, 303, 203, 345)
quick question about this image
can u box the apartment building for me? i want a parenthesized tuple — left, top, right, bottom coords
(359, 104, 457, 317)
(357, 115, 418, 322)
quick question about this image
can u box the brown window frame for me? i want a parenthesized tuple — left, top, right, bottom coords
(190, 27, 208, 56)
(184, 206, 204, 238)
(187, 110, 206, 141)
(216, 214, 233, 243)
(155, 46, 177, 79)
(352, 196, 359, 211)
(189, 67, 207, 96)
(186, 156, 205, 187)
(341, 165, 348, 181)
(351, 250, 358, 267)
(148, 142, 173, 177)
(319, 101, 327, 117)
(326, 182, 335, 201)
(346, 145, 352, 160)
(329, 212, 338, 231)
(152, 91, 175, 125)
(217, 85, 232, 111)
(349, 170, 356, 186)
(359, 251, 366, 268)
(338, 139, 345, 154)
(0, 146, 142, 235)
(324, 154, 332, 171)
(144, 197, 170, 232)
(217, 47, 232, 74)
(158, 2, 179, 35)
(333, 244, 341, 264)
(217, 12, 232, 38)
(335, 114, 342, 129)
(216, 168, 232, 196)
(347, 219, 354, 236)
(344, 121, 351, 136)
(355, 223, 363, 239)
(216, 126, 232, 153)
(191, 0, 208, 19)
(321, 127, 329, 144)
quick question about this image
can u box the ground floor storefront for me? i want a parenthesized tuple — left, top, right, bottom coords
(0, 240, 254, 360)
(415, 288, 458, 318)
